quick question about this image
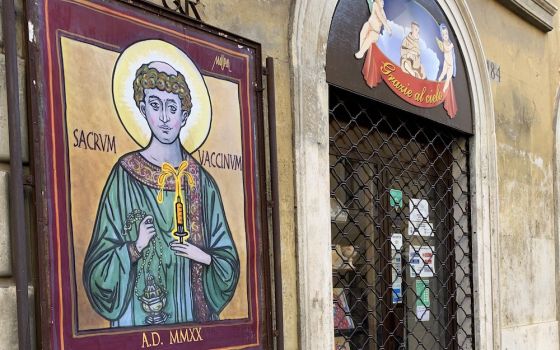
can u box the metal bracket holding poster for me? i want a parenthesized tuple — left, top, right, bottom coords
(25, 0, 275, 349)
(263, 57, 284, 350)
(3, 0, 31, 348)
(160, 0, 202, 21)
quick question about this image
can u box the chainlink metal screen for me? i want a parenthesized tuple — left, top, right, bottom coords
(330, 87, 474, 350)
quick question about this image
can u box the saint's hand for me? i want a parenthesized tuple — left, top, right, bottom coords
(135, 215, 156, 253)
(170, 242, 212, 265)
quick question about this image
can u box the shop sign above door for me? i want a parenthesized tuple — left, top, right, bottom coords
(327, 0, 473, 134)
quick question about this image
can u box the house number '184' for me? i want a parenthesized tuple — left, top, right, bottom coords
(486, 59, 501, 83)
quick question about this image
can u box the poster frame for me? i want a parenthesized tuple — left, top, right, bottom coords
(25, 0, 273, 348)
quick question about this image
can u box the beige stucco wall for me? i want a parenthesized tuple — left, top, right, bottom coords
(468, 1, 560, 348)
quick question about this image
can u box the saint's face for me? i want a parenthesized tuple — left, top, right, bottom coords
(411, 24, 420, 38)
(140, 87, 187, 144)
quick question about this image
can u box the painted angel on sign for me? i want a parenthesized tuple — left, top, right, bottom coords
(436, 24, 456, 93)
(356, 0, 392, 88)
(355, 0, 392, 59)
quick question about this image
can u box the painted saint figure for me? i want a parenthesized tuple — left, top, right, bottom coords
(400, 22, 426, 79)
(355, 0, 392, 59)
(83, 60, 240, 327)
(436, 24, 456, 92)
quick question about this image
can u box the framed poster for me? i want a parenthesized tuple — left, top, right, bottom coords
(27, 0, 270, 349)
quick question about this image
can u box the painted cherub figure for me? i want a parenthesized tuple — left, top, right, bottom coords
(436, 24, 456, 92)
(355, 0, 392, 59)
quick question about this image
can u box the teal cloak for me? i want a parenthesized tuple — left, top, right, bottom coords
(83, 151, 240, 327)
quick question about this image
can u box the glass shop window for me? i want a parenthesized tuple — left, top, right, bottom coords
(330, 86, 474, 350)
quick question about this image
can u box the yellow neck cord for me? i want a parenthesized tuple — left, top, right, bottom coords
(156, 160, 195, 204)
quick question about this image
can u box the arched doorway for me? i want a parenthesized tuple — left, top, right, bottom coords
(290, 1, 499, 349)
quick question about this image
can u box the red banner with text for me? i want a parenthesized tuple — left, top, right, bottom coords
(362, 44, 457, 118)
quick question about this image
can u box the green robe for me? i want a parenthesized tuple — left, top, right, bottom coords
(83, 151, 240, 327)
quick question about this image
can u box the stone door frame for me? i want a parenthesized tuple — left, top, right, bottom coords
(290, 1, 500, 349)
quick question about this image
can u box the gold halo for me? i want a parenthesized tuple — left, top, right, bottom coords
(113, 40, 212, 152)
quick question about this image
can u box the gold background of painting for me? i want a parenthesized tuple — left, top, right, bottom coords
(61, 37, 249, 330)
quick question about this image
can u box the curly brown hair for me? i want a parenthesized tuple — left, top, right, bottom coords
(133, 63, 193, 116)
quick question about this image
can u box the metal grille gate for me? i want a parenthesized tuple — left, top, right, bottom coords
(330, 87, 474, 350)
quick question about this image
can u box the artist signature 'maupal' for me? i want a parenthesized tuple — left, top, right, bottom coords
(212, 54, 232, 72)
